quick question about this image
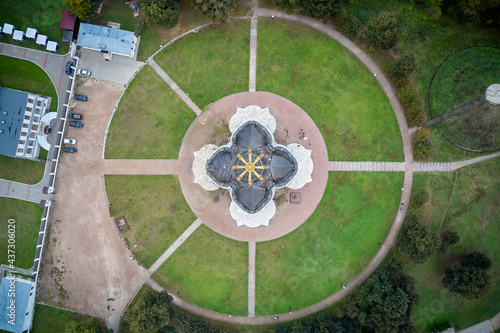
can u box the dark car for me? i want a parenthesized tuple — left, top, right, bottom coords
(65, 61, 73, 75)
(64, 147, 77, 153)
(74, 94, 88, 101)
(69, 121, 83, 128)
(68, 113, 83, 120)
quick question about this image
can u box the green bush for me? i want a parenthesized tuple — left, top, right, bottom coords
(398, 85, 419, 104)
(415, 140, 432, 159)
(393, 53, 419, 79)
(415, 129, 430, 142)
(366, 11, 401, 49)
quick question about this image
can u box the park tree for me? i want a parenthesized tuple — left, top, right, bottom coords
(455, 0, 500, 22)
(407, 0, 443, 20)
(464, 251, 492, 270)
(366, 12, 401, 49)
(125, 288, 173, 333)
(272, 0, 302, 14)
(64, 0, 95, 20)
(142, 0, 179, 28)
(65, 318, 111, 333)
(302, 0, 341, 19)
(341, 267, 418, 332)
(443, 265, 491, 299)
(440, 230, 460, 253)
(393, 53, 419, 80)
(398, 219, 440, 263)
(190, 0, 236, 24)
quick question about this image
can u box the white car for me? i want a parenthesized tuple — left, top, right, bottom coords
(77, 68, 91, 76)
(64, 138, 77, 145)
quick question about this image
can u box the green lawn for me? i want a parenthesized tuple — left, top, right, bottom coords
(105, 175, 196, 268)
(0, 0, 69, 54)
(154, 20, 250, 110)
(105, 66, 195, 159)
(0, 198, 42, 270)
(0, 155, 44, 184)
(334, 0, 500, 161)
(0, 55, 58, 111)
(257, 18, 403, 161)
(256, 172, 403, 315)
(152, 224, 248, 316)
(92, 0, 250, 61)
(428, 47, 500, 152)
(407, 158, 500, 331)
(32, 303, 105, 333)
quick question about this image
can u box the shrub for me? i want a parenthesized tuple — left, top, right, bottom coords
(415, 129, 430, 142)
(415, 140, 432, 159)
(393, 53, 419, 79)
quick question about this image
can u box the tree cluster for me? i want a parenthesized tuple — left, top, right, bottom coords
(65, 0, 95, 20)
(124, 289, 173, 333)
(398, 219, 440, 263)
(443, 252, 492, 299)
(338, 266, 419, 333)
(366, 12, 402, 50)
(141, 0, 180, 28)
(272, 0, 341, 19)
(189, 0, 236, 24)
(175, 314, 233, 333)
(65, 318, 111, 333)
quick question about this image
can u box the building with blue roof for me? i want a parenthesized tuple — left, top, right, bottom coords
(0, 276, 36, 333)
(0, 87, 48, 159)
(76, 23, 137, 58)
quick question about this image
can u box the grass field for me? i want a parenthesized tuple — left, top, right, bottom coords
(334, 0, 500, 161)
(31, 303, 105, 333)
(256, 172, 403, 315)
(154, 20, 250, 110)
(407, 158, 500, 331)
(257, 19, 403, 161)
(0, 155, 44, 184)
(0, 55, 58, 111)
(93, 0, 248, 61)
(152, 224, 248, 316)
(105, 66, 195, 159)
(105, 175, 196, 268)
(0, 0, 69, 54)
(428, 47, 500, 152)
(0, 198, 42, 270)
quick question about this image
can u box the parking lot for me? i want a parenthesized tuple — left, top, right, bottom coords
(78, 48, 144, 85)
(37, 79, 148, 331)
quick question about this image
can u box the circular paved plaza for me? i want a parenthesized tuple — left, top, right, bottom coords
(178, 92, 329, 242)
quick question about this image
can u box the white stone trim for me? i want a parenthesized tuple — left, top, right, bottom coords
(229, 105, 276, 134)
(285, 143, 313, 190)
(229, 199, 276, 228)
(193, 144, 220, 191)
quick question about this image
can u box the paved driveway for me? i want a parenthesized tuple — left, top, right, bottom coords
(78, 48, 144, 85)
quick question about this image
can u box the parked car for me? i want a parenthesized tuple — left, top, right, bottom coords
(77, 68, 91, 76)
(65, 61, 73, 75)
(63, 138, 77, 145)
(69, 121, 83, 128)
(64, 147, 77, 153)
(68, 113, 83, 120)
(74, 94, 87, 101)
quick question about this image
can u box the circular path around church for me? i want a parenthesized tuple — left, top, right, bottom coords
(177, 91, 329, 242)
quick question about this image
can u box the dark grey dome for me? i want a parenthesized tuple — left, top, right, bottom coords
(234, 123, 269, 148)
(270, 150, 296, 184)
(206, 121, 298, 214)
(207, 150, 233, 184)
(234, 186, 270, 212)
